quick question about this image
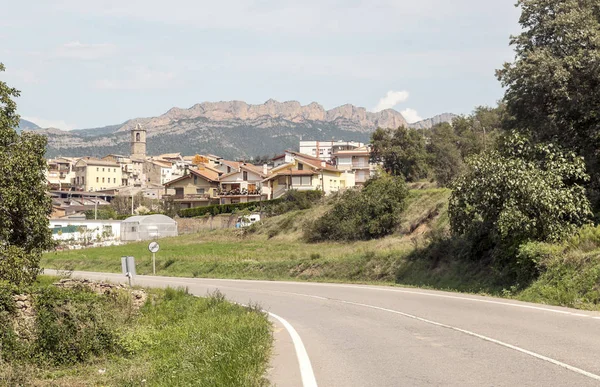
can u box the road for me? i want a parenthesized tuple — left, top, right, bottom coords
(50, 270, 600, 387)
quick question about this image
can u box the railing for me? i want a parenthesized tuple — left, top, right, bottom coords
(352, 162, 370, 168)
(273, 186, 287, 199)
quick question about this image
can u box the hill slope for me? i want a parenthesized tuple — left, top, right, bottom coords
(41, 100, 455, 159)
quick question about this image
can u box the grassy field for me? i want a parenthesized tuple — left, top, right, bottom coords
(1, 277, 273, 386)
(43, 189, 451, 284)
(41, 188, 600, 311)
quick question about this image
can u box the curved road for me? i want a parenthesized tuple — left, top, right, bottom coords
(52, 270, 600, 387)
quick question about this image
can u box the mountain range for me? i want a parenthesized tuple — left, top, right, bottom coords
(31, 100, 456, 159)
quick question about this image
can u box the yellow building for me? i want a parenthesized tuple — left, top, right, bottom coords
(264, 151, 355, 199)
(73, 158, 123, 192)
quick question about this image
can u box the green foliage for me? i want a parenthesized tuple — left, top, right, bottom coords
(497, 0, 600, 207)
(425, 123, 464, 186)
(370, 126, 430, 181)
(0, 63, 54, 286)
(179, 198, 283, 218)
(306, 174, 409, 241)
(33, 286, 122, 365)
(178, 191, 322, 218)
(449, 133, 592, 280)
(264, 189, 324, 216)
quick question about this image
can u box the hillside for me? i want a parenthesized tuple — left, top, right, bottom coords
(40, 100, 455, 159)
(408, 113, 458, 129)
(16, 118, 40, 132)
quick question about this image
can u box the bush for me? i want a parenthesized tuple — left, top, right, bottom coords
(178, 198, 284, 218)
(305, 175, 408, 241)
(34, 286, 122, 365)
(449, 133, 592, 280)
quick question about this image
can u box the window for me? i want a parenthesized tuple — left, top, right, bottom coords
(196, 188, 205, 194)
(312, 149, 316, 155)
(96, 177, 99, 183)
(96, 167, 99, 172)
(292, 176, 312, 186)
(319, 149, 324, 155)
(102, 177, 105, 183)
(297, 163, 303, 171)
(136, 133, 141, 142)
(103, 168, 105, 172)
(114, 178, 116, 183)
(227, 166, 231, 173)
(76, 177, 80, 184)
(243, 171, 248, 181)
(194, 176, 198, 184)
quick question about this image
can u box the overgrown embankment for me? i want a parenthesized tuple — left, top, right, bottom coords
(0, 276, 272, 386)
(42, 187, 600, 311)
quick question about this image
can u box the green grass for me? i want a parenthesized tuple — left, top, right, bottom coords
(41, 188, 600, 311)
(1, 277, 273, 386)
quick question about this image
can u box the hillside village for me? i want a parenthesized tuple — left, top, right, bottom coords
(46, 123, 377, 241)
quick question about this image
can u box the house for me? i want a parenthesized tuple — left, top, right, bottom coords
(73, 158, 123, 192)
(46, 157, 78, 190)
(218, 163, 270, 204)
(102, 154, 133, 186)
(333, 146, 377, 185)
(213, 159, 243, 175)
(49, 219, 122, 243)
(263, 151, 355, 199)
(144, 159, 174, 186)
(163, 167, 220, 208)
(299, 140, 365, 161)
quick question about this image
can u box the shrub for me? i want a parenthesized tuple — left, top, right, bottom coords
(305, 175, 408, 241)
(34, 286, 122, 365)
(449, 133, 593, 280)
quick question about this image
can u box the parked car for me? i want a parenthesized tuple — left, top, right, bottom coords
(236, 213, 261, 228)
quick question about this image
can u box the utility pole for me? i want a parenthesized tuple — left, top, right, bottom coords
(94, 198, 98, 220)
(131, 193, 134, 215)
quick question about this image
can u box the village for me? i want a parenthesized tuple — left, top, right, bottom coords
(46, 124, 377, 246)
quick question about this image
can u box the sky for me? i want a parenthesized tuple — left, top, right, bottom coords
(1, 1, 521, 130)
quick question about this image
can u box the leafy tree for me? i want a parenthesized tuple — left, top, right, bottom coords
(497, 0, 600, 202)
(306, 174, 408, 241)
(370, 126, 429, 181)
(426, 123, 463, 186)
(452, 105, 505, 159)
(450, 133, 592, 248)
(0, 63, 54, 286)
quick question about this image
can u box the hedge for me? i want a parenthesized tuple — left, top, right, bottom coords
(177, 198, 284, 218)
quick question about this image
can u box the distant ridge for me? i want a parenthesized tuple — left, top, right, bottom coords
(408, 113, 458, 130)
(39, 99, 455, 159)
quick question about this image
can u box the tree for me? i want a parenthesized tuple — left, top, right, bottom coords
(450, 133, 592, 248)
(426, 123, 463, 186)
(306, 174, 409, 241)
(0, 63, 54, 286)
(370, 126, 429, 181)
(497, 0, 600, 202)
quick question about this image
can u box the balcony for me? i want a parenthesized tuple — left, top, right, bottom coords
(352, 161, 370, 169)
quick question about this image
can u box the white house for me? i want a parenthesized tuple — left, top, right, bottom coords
(49, 219, 122, 243)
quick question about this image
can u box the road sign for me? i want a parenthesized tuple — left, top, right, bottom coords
(148, 241, 160, 253)
(121, 256, 136, 287)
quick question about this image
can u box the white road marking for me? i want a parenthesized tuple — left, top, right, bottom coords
(57, 271, 319, 387)
(337, 299, 600, 382)
(117, 274, 596, 319)
(268, 312, 319, 387)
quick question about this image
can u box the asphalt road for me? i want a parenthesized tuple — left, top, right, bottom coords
(50, 270, 600, 387)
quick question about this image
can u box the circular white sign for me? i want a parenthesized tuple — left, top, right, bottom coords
(148, 241, 160, 253)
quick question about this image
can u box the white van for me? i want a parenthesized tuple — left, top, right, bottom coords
(236, 213, 261, 228)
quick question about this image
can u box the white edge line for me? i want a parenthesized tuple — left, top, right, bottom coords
(340, 299, 600, 382)
(268, 311, 318, 387)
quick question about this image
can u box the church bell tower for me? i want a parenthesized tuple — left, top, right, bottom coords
(131, 123, 147, 159)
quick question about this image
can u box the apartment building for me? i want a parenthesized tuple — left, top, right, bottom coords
(299, 140, 365, 161)
(73, 158, 123, 192)
(333, 146, 377, 185)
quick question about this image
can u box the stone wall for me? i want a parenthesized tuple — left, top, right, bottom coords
(176, 214, 239, 234)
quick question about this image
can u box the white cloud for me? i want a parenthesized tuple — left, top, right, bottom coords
(6, 69, 38, 84)
(400, 108, 423, 123)
(22, 117, 77, 131)
(56, 41, 117, 60)
(95, 67, 176, 90)
(372, 90, 410, 112)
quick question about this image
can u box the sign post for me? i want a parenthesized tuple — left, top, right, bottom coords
(121, 256, 136, 287)
(148, 242, 160, 275)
